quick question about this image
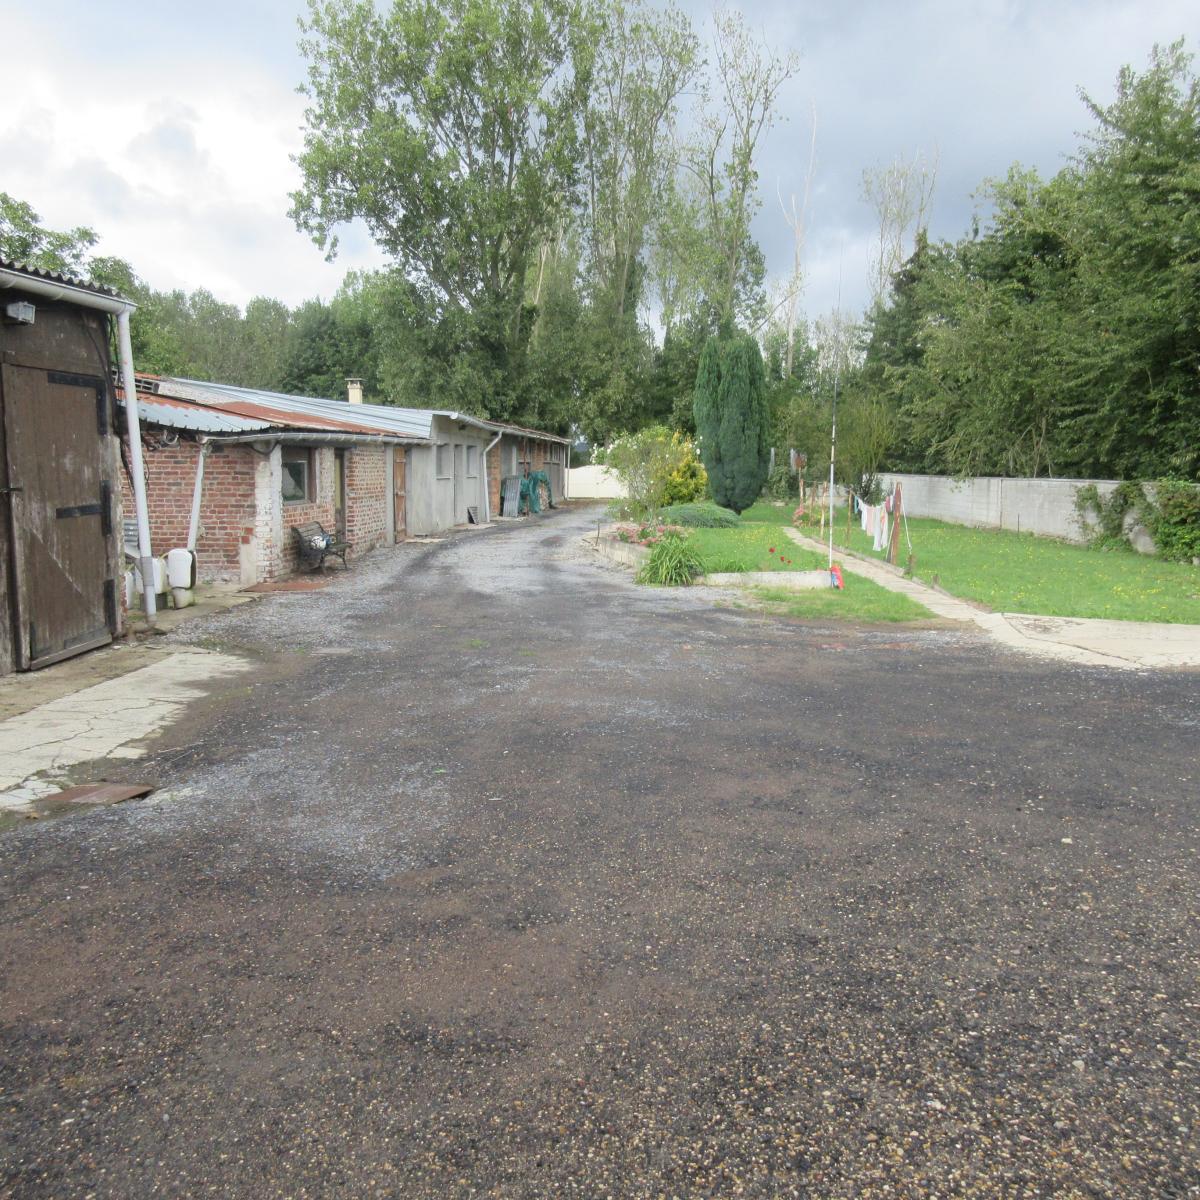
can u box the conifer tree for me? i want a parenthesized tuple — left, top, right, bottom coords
(693, 332, 770, 512)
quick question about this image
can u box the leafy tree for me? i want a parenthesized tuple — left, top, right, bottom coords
(0, 193, 96, 275)
(693, 331, 770, 512)
(292, 0, 601, 418)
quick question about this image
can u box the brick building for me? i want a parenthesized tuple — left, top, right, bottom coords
(121, 376, 571, 586)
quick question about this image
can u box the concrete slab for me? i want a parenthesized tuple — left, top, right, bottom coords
(126, 583, 258, 636)
(784, 527, 1200, 670)
(700, 570, 830, 590)
(0, 649, 252, 803)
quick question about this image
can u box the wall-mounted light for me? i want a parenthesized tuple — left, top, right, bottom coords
(4, 300, 35, 325)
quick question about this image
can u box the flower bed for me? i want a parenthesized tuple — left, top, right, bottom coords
(612, 522, 685, 547)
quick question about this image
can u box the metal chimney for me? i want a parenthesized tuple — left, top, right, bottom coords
(346, 377, 364, 404)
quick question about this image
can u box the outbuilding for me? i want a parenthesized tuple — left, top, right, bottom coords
(0, 261, 129, 674)
(122, 376, 571, 587)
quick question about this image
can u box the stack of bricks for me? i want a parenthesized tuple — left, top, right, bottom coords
(119, 437, 256, 582)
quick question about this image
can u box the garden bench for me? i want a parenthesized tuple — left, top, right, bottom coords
(292, 521, 350, 572)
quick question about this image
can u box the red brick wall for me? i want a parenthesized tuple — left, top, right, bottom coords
(346, 446, 388, 553)
(279, 446, 337, 577)
(120, 436, 256, 583)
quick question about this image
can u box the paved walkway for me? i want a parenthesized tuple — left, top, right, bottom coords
(784, 527, 1200, 670)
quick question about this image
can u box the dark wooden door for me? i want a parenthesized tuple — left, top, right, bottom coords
(393, 446, 407, 541)
(2, 365, 115, 669)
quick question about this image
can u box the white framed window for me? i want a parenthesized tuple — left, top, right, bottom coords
(466, 445, 478, 477)
(502, 442, 518, 476)
(435, 443, 451, 477)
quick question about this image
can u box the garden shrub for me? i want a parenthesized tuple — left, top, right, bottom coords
(1144, 479, 1200, 562)
(763, 461, 799, 500)
(636, 531, 705, 586)
(659, 502, 741, 528)
(598, 426, 706, 522)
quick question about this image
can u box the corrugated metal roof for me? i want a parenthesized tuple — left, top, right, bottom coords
(133, 395, 270, 434)
(0, 257, 121, 298)
(155, 377, 570, 444)
(165, 377, 436, 439)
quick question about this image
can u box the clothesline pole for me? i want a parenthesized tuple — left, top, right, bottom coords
(887, 482, 903, 566)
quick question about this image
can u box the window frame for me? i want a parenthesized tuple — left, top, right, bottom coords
(435, 443, 451, 479)
(465, 444, 479, 477)
(281, 447, 314, 504)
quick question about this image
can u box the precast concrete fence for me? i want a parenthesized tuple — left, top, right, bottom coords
(879, 473, 1157, 553)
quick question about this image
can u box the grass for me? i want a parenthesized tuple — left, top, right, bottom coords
(750, 584, 935, 624)
(738, 500, 801, 525)
(684, 512, 935, 623)
(688, 523, 824, 574)
(826, 513, 1200, 624)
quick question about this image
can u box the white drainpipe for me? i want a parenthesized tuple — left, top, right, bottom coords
(481, 431, 503, 523)
(187, 437, 211, 551)
(0, 268, 157, 625)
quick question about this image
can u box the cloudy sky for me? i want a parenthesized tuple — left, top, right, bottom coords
(3, 0, 1196, 326)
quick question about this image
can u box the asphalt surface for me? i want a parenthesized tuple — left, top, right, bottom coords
(1, 506, 1197, 1198)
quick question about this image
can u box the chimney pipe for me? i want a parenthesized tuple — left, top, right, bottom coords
(346, 377, 363, 404)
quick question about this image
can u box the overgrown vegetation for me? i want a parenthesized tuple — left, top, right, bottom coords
(1075, 479, 1200, 561)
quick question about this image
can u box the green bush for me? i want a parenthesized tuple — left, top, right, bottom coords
(1145, 480, 1200, 562)
(598, 425, 706, 522)
(659, 502, 741, 528)
(636, 531, 705, 586)
(763, 461, 799, 500)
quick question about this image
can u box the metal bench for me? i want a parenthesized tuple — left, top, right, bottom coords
(292, 521, 349, 571)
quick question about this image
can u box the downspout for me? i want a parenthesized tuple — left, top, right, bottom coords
(481, 431, 503, 523)
(187, 437, 210, 551)
(116, 308, 157, 624)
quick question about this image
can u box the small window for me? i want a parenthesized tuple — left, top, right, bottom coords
(436, 444, 451, 477)
(466, 445, 478, 476)
(502, 442, 518, 476)
(282, 448, 313, 503)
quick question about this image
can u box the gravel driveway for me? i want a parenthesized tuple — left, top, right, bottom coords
(1, 506, 1196, 1197)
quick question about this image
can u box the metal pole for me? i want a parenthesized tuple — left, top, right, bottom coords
(828, 251, 844, 583)
(117, 309, 157, 625)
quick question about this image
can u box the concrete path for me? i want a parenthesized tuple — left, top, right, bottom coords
(0, 649, 250, 810)
(785, 527, 1200, 670)
(2, 507, 1198, 1197)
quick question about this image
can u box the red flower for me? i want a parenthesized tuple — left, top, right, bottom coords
(769, 546, 776, 554)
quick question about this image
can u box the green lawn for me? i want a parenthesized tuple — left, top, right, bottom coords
(826, 513, 1200, 624)
(749, 584, 935, 624)
(688, 523, 823, 574)
(685, 514, 935, 624)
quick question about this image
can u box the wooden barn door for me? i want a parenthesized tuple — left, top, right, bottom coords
(392, 446, 407, 540)
(2, 365, 115, 670)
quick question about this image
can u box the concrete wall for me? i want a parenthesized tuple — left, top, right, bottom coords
(408, 416, 490, 534)
(568, 464, 625, 499)
(879, 473, 1157, 553)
